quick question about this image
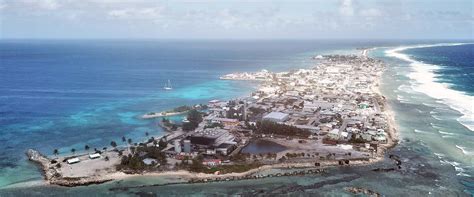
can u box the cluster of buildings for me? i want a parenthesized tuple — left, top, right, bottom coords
(166, 54, 391, 165)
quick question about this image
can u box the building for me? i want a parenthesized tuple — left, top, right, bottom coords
(263, 112, 289, 122)
(215, 143, 236, 155)
(190, 128, 234, 147)
(174, 140, 182, 153)
(67, 158, 80, 164)
(89, 153, 101, 159)
(143, 158, 158, 165)
(202, 159, 222, 166)
(183, 140, 191, 153)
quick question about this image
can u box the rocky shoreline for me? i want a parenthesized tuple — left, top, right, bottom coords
(26, 149, 114, 187)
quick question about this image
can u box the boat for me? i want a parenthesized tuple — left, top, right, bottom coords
(164, 79, 173, 90)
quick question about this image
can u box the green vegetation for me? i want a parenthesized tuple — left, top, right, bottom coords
(110, 141, 117, 149)
(53, 149, 59, 158)
(162, 118, 178, 131)
(182, 109, 203, 131)
(230, 153, 250, 162)
(248, 107, 266, 115)
(158, 138, 168, 149)
(171, 105, 192, 113)
(117, 146, 167, 172)
(255, 120, 311, 138)
(204, 122, 224, 129)
(179, 155, 261, 174)
(349, 135, 369, 143)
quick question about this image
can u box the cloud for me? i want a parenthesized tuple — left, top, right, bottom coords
(0, 3, 6, 10)
(108, 7, 164, 19)
(359, 8, 382, 18)
(339, 0, 355, 17)
(20, 0, 60, 10)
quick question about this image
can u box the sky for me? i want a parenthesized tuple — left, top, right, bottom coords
(0, 0, 472, 39)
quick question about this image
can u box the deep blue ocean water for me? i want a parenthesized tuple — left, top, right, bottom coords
(404, 44, 474, 95)
(0, 40, 473, 196)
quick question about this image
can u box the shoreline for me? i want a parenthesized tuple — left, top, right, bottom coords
(26, 48, 400, 188)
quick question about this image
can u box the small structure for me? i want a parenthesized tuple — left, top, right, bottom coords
(183, 140, 191, 153)
(174, 140, 182, 153)
(67, 158, 80, 164)
(263, 112, 289, 122)
(143, 158, 158, 165)
(89, 153, 101, 159)
(202, 159, 221, 166)
(327, 129, 340, 140)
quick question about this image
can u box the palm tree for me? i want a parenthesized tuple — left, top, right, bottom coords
(71, 148, 76, 155)
(53, 149, 59, 158)
(127, 138, 133, 153)
(85, 145, 90, 153)
(110, 141, 117, 150)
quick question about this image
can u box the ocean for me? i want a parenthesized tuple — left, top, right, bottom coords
(0, 40, 472, 196)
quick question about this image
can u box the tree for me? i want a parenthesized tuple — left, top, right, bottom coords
(189, 155, 205, 172)
(183, 109, 203, 131)
(158, 139, 168, 149)
(71, 148, 76, 155)
(255, 120, 311, 138)
(85, 145, 90, 153)
(187, 109, 203, 124)
(111, 141, 117, 149)
(53, 149, 59, 158)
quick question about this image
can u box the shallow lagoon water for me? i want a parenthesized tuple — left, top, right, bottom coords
(0, 40, 473, 196)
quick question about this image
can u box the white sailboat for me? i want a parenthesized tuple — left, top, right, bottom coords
(163, 79, 173, 90)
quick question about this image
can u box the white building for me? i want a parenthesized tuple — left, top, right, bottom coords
(263, 112, 289, 122)
(174, 140, 181, 153)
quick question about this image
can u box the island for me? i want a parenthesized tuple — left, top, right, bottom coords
(26, 50, 399, 187)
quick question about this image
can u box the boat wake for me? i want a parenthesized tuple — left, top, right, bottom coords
(385, 43, 474, 132)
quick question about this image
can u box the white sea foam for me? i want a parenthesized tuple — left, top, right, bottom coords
(397, 84, 414, 93)
(438, 130, 456, 136)
(457, 172, 472, 177)
(441, 135, 455, 138)
(456, 145, 474, 156)
(431, 115, 443, 120)
(414, 129, 434, 135)
(386, 43, 474, 132)
(430, 122, 444, 130)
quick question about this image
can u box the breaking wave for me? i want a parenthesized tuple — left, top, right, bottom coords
(385, 43, 474, 132)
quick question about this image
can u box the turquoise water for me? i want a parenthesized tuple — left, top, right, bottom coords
(0, 40, 354, 190)
(0, 40, 472, 196)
